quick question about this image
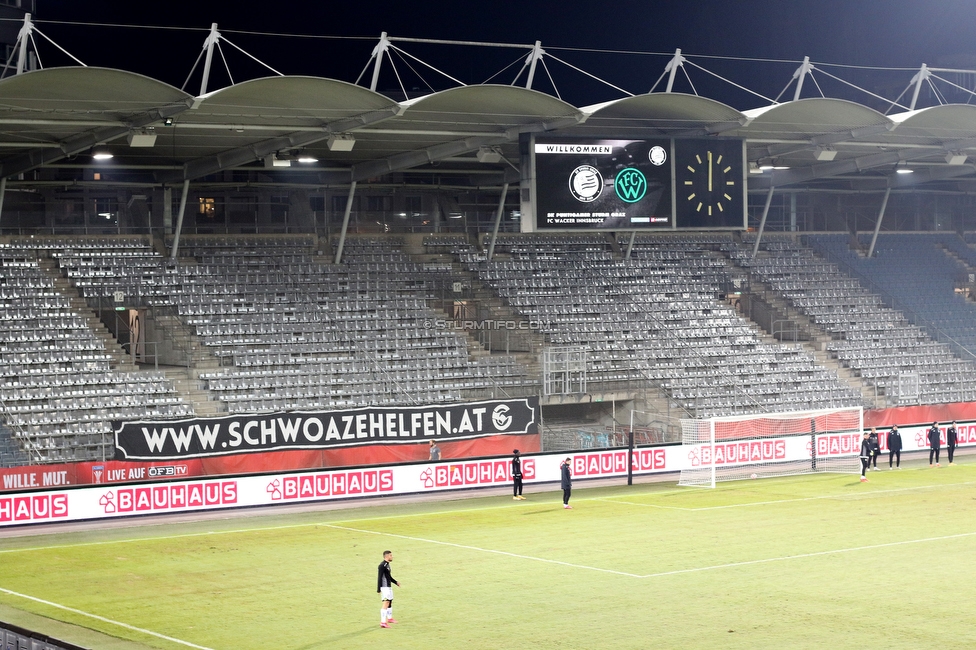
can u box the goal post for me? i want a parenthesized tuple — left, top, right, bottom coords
(678, 406, 864, 488)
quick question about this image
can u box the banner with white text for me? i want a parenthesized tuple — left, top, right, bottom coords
(114, 398, 538, 461)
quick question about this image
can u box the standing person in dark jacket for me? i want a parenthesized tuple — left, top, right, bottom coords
(377, 550, 400, 628)
(887, 425, 903, 469)
(928, 422, 942, 467)
(867, 428, 881, 470)
(947, 421, 958, 465)
(560, 457, 573, 509)
(512, 449, 525, 500)
(859, 432, 871, 482)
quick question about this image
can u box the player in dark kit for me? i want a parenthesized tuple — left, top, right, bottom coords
(512, 449, 525, 500)
(859, 432, 872, 482)
(561, 457, 573, 508)
(928, 422, 941, 467)
(867, 428, 881, 470)
(947, 421, 958, 465)
(887, 425, 902, 469)
(377, 550, 400, 628)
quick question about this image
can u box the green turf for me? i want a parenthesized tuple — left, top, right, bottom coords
(2, 458, 976, 649)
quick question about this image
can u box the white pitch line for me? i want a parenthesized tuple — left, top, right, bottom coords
(0, 493, 668, 556)
(1, 480, 971, 556)
(640, 530, 976, 579)
(0, 586, 214, 650)
(598, 480, 976, 513)
(321, 522, 643, 578)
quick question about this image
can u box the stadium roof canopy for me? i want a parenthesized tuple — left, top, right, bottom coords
(4, 23, 976, 195)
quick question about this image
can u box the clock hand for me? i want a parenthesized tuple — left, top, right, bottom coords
(708, 150, 713, 193)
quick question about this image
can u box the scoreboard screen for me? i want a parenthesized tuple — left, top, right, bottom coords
(531, 137, 745, 230)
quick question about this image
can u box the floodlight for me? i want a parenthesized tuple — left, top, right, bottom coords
(263, 154, 291, 168)
(476, 146, 502, 163)
(297, 154, 318, 163)
(92, 150, 113, 161)
(127, 131, 157, 148)
(327, 134, 356, 151)
(946, 152, 968, 165)
(814, 146, 837, 161)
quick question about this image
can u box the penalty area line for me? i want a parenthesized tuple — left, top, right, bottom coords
(322, 523, 643, 578)
(0, 586, 214, 650)
(641, 530, 976, 579)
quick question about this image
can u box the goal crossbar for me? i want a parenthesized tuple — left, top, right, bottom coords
(678, 406, 864, 488)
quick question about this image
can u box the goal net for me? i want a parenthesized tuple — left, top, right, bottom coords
(678, 406, 863, 488)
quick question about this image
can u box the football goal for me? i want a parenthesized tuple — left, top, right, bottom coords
(678, 406, 863, 488)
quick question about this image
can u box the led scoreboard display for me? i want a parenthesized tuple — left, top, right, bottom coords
(532, 137, 746, 230)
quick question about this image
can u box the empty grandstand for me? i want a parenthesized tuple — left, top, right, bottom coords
(0, 18, 975, 471)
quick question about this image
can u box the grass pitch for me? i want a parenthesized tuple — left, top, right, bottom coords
(2, 458, 976, 649)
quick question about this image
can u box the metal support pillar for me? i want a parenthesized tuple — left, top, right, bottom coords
(369, 33, 390, 92)
(0, 177, 7, 227)
(169, 180, 190, 260)
(867, 186, 891, 259)
(624, 231, 637, 259)
(909, 63, 929, 111)
(789, 192, 797, 231)
(751, 186, 776, 259)
(199, 23, 219, 95)
(665, 49, 684, 93)
(334, 181, 357, 264)
(487, 182, 509, 262)
(15, 14, 31, 76)
(525, 41, 543, 89)
(792, 56, 813, 101)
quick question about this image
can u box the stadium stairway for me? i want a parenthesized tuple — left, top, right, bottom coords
(716, 248, 885, 409)
(0, 422, 30, 467)
(405, 246, 546, 385)
(40, 249, 225, 419)
(37, 257, 138, 373)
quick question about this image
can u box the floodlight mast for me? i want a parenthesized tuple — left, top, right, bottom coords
(665, 48, 684, 93)
(15, 14, 30, 75)
(370, 32, 391, 92)
(792, 56, 813, 101)
(200, 23, 220, 96)
(909, 63, 930, 110)
(524, 41, 544, 89)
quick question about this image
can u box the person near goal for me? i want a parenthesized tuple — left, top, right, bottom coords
(947, 421, 958, 465)
(377, 550, 400, 628)
(512, 449, 525, 500)
(867, 428, 881, 470)
(859, 432, 872, 482)
(887, 424, 902, 469)
(928, 422, 942, 467)
(560, 457, 573, 508)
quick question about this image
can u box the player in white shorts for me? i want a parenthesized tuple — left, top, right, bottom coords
(377, 550, 400, 627)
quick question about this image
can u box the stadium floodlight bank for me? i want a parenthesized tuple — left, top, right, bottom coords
(678, 407, 864, 488)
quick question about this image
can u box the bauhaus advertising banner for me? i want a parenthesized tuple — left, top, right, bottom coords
(114, 398, 538, 461)
(2, 429, 871, 527)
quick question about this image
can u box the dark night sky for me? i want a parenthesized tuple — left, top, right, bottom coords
(28, 1, 976, 109)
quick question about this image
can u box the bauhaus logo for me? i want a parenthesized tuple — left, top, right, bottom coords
(817, 434, 861, 456)
(0, 494, 68, 522)
(689, 441, 786, 467)
(572, 449, 666, 476)
(420, 459, 535, 489)
(98, 481, 237, 514)
(268, 470, 394, 500)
